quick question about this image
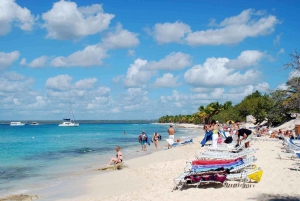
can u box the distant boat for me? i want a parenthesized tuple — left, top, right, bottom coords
(30, 122, 39, 126)
(10, 122, 25, 126)
(59, 103, 79, 127)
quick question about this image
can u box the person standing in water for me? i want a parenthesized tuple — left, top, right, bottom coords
(167, 125, 176, 149)
(123, 131, 126, 135)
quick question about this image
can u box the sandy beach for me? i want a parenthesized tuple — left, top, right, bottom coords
(3, 124, 300, 201)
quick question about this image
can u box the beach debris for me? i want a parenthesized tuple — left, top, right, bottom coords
(98, 163, 126, 171)
(0, 194, 39, 201)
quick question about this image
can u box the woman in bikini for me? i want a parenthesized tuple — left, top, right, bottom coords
(152, 132, 160, 150)
(108, 146, 123, 165)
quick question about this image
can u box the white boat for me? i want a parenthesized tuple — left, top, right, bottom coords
(10, 122, 25, 126)
(30, 122, 39, 125)
(59, 103, 79, 127)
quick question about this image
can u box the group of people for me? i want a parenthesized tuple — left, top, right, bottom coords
(108, 125, 176, 166)
(200, 120, 252, 148)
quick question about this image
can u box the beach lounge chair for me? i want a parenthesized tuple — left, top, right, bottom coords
(196, 148, 256, 160)
(225, 167, 263, 188)
(173, 167, 262, 190)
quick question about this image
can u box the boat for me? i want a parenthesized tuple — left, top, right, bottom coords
(10, 122, 25, 126)
(30, 122, 39, 125)
(58, 103, 79, 127)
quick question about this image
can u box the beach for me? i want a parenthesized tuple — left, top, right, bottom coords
(3, 123, 300, 201)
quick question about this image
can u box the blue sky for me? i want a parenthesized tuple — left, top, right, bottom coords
(0, 0, 299, 120)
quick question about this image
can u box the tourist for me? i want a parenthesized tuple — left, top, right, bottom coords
(108, 146, 123, 165)
(152, 132, 161, 150)
(167, 125, 176, 149)
(200, 124, 213, 147)
(138, 131, 147, 151)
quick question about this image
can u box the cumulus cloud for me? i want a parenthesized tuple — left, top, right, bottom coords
(123, 52, 191, 88)
(185, 9, 278, 46)
(184, 56, 262, 87)
(276, 83, 288, 90)
(45, 74, 72, 91)
(50, 45, 108, 67)
(225, 50, 265, 69)
(74, 78, 97, 89)
(123, 59, 154, 88)
(42, 1, 114, 40)
(273, 34, 282, 45)
(112, 75, 123, 83)
(0, 71, 34, 92)
(0, 51, 20, 70)
(152, 21, 191, 44)
(151, 73, 181, 88)
(277, 48, 285, 56)
(102, 23, 139, 49)
(0, 0, 35, 36)
(148, 52, 192, 70)
(28, 56, 48, 68)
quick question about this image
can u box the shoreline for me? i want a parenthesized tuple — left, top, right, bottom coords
(0, 124, 204, 200)
(23, 134, 300, 201)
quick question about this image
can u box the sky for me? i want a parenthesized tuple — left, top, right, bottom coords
(0, 0, 299, 120)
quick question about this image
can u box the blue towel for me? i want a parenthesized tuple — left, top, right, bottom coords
(200, 131, 213, 146)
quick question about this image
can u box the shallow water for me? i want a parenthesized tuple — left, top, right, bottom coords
(0, 123, 202, 196)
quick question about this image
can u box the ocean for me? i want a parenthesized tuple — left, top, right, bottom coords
(0, 123, 201, 197)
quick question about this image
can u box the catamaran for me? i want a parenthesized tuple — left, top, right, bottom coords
(58, 103, 79, 127)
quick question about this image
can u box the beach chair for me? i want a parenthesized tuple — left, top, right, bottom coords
(196, 148, 256, 160)
(225, 167, 263, 188)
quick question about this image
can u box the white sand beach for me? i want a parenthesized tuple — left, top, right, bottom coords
(2, 123, 300, 201)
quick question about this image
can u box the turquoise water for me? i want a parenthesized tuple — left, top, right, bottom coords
(0, 123, 200, 196)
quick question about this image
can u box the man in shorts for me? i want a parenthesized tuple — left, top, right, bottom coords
(168, 125, 176, 149)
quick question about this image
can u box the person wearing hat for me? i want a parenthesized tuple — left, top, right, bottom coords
(167, 125, 176, 149)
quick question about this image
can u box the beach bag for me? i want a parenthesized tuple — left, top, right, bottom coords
(224, 136, 233, 144)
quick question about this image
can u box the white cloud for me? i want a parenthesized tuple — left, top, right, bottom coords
(28, 56, 48, 68)
(102, 23, 139, 49)
(277, 48, 285, 56)
(112, 75, 123, 83)
(20, 58, 27, 66)
(1, 71, 26, 81)
(152, 21, 191, 44)
(185, 9, 278, 46)
(123, 59, 154, 88)
(225, 50, 265, 69)
(273, 34, 282, 45)
(0, 71, 34, 92)
(0, 0, 35, 36)
(276, 83, 288, 90)
(42, 1, 114, 40)
(255, 82, 270, 92)
(45, 74, 72, 91)
(151, 73, 181, 88)
(148, 52, 192, 70)
(184, 57, 262, 87)
(127, 50, 135, 57)
(0, 51, 20, 70)
(50, 45, 108, 67)
(123, 52, 191, 88)
(74, 78, 97, 89)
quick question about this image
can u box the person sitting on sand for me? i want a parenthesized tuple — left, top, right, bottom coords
(108, 146, 123, 165)
(217, 132, 223, 144)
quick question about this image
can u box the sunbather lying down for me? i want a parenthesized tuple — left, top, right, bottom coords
(98, 163, 125, 171)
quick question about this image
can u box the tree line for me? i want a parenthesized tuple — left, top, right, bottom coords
(158, 51, 300, 126)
